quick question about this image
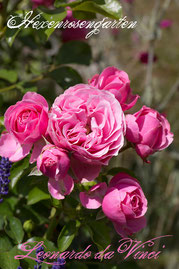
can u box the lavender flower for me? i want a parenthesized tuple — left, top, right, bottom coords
(52, 258, 66, 269)
(34, 246, 45, 269)
(17, 267, 23, 269)
(0, 157, 12, 203)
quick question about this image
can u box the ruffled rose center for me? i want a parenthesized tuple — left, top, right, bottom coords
(44, 158, 56, 167)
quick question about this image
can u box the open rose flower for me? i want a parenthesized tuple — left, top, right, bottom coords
(32, 0, 54, 8)
(89, 67, 139, 111)
(102, 172, 148, 237)
(37, 144, 70, 180)
(48, 84, 126, 181)
(125, 106, 174, 161)
(0, 92, 49, 162)
(80, 182, 107, 209)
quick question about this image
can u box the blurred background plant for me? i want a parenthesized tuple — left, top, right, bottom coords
(0, 0, 178, 269)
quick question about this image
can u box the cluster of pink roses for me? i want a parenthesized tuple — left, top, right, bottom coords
(0, 66, 173, 237)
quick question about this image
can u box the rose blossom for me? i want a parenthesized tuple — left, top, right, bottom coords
(139, 52, 158, 64)
(48, 175, 74, 200)
(80, 182, 107, 209)
(125, 106, 174, 161)
(31, 0, 54, 8)
(0, 92, 49, 162)
(89, 67, 139, 111)
(102, 172, 148, 237)
(61, 9, 88, 42)
(160, 19, 173, 29)
(48, 84, 126, 181)
(37, 144, 70, 180)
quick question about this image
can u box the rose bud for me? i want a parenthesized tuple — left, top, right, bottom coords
(80, 182, 107, 209)
(102, 172, 148, 237)
(37, 144, 70, 180)
(139, 52, 158, 64)
(125, 106, 174, 161)
(89, 66, 139, 111)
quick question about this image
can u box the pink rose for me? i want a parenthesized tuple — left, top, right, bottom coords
(48, 84, 125, 181)
(125, 106, 174, 161)
(89, 67, 139, 111)
(102, 173, 148, 237)
(32, 0, 54, 8)
(4, 92, 48, 144)
(61, 9, 88, 42)
(160, 19, 173, 29)
(48, 175, 74, 200)
(80, 182, 107, 209)
(0, 92, 48, 162)
(139, 52, 158, 64)
(37, 144, 70, 180)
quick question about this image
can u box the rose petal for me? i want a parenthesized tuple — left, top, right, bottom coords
(0, 133, 32, 162)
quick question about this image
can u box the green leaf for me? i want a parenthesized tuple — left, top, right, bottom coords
(57, 221, 78, 251)
(57, 41, 92, 65)
(0, 200, 13, 217)
(72, 0, 122, 20)
(6, 27, 21, 47)
(49, 66, 83, 89)
(0, 234, 13, 252)
(10, 155, 30, 189)
(0, 247, 20, 269)
(0, 116, 4, 126)
(0, 69, 18, 83)
(107, 167, 136, 178)
(5, 216, 24, 244)
(40, 8, 67, 39)
(28, 166, 43, 177)
(55, 0, 83, 8)
(5, 10, 25, 47)
(72, 10, 97, 20)
(87, 221, 111, 250)
(27, 187, 50, 205)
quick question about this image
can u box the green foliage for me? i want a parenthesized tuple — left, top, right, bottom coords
(0, 69, 18, 83)
(0, 247, 20, 269)
(4, 216, 24, 244)
(57, 41, 92, 65)
(49, 66, 83, 89)
(27, 187, 50, 205)
(40, 7, 67, 39)
(10, 156, 30, 189)
(87, 221, 111, 250)
(57, 220, 79, 251)
(72, 0, 122, 20)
